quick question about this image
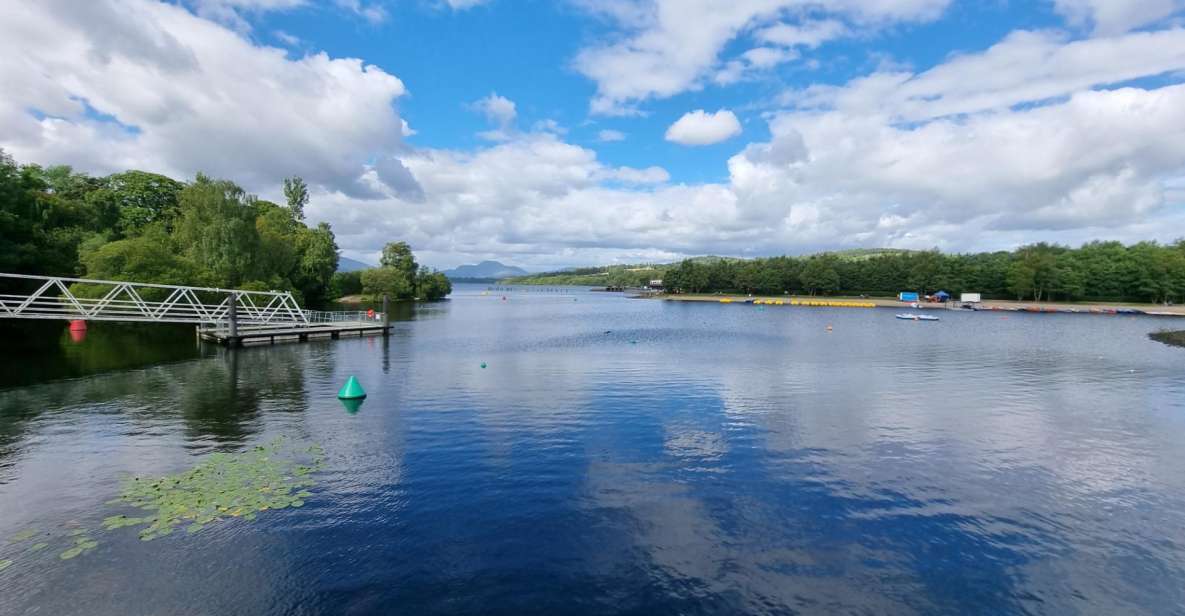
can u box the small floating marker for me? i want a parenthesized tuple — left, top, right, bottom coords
(337, 376, 367, 400)
(480, 362, 487, 369)
(629, 340, 638, 344)
(826, 325, 833, 332)
(68, 320, 87, 331)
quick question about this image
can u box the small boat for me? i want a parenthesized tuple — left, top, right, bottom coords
(896, 313, 939, 321)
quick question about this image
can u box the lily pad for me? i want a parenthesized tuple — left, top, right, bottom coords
(108, 438, 322, 540)
(10, 529, 37, 543)
(29, 543, 48, 552)
(0, 559, 12, 572)
(59, 547, 84, 560)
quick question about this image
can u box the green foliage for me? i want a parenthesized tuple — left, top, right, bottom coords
(103, 170, 184, 236)
(75, 225, 205, 301)
(547, 241, 1185, 303)
(354, 243, 451, 301)
(361, 266, 413, 299)
(416, 267, 452, 300)
(0, 150, 343, 308)
(174, 174, 261, 287)
(107, 437, 323, 542)
(283, 176, 309, 221)
(799, 256, 841, 295)
(331, 270, 363, 297)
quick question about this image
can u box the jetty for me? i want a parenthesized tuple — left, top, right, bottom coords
(0, 272, 391, 347)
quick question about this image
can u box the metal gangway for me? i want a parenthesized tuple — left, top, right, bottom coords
(0, 273, 308, 327)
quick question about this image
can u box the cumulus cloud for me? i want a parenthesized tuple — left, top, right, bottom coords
(0, 0, 418, 201)
(5, 0, 1185, 271)
(665, 110, 742, 146)
(573, 0, 950, 114)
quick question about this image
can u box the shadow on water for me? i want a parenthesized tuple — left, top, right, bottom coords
(0, 321, 209, 390)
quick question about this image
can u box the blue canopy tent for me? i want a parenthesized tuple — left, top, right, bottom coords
(934, 290, 951, 301)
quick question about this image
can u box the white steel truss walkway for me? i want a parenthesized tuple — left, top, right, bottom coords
(0, 273, 308, 327)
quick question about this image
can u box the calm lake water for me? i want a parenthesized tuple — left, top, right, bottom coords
(2, 284, 1184, 615)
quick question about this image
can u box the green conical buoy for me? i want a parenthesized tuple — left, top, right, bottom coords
(338, 376, 367, 400)
(339, 398, 365, 414)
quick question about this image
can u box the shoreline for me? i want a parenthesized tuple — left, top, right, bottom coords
(655, 293, 1185, 317)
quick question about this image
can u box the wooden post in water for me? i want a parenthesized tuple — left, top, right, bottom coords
(227, 292, 238, 345)
(382, 294, 390, 336)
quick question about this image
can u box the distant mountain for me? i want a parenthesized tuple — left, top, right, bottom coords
(442, 261, 529, 280)
(337, 256, 374, 272)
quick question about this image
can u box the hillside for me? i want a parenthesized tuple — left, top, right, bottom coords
(443, 260, 529, 280)
(337, 256, 375, 272)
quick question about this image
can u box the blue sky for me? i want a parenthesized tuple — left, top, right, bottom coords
(3, 0, 1185, 269)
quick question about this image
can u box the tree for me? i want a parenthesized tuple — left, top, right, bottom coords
(379, 241, 418, 293)
(361, 266, 413, 299)
(799, 256, 840, 295)
(101, 170, 184, 236)
(173, 174, 261, 287)
(295, 222, 339, 306)
(416, 267, 452, 300)
(283, 176, 309, 221)
(75, 225, 203, 301)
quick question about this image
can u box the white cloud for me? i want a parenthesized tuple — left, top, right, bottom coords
(333, 0, 386, 24)
(601, 165, 670, 184)
(0, 0, 415, 201)
(470, 92, 517, 127)
(789, 28, 1185, 122)
(1052, 0, 1185, 35)
(757, 18, 848, 48)
(597, 129, 627, 142)
(272, 29, 301, 46)
(401, 119, 417, 137)
(573, 0, 950, 114)
(5, 0, 1185, 271)
(665, 109, 742, 145)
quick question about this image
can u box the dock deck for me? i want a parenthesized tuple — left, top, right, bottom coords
(199, 321, 390, 346)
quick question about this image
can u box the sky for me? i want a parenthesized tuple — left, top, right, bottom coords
(2, 0, 1185, 270)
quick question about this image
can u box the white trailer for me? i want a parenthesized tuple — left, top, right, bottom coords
(961, 293, 982, 303)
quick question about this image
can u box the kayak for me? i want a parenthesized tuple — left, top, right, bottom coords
(896, 313, 939, 321)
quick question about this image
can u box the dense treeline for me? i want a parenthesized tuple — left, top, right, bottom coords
(662, 243, 1185, 303)
(1, 149, 339, 306)
(1, 150, 452, 308)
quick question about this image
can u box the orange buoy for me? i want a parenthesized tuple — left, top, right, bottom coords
(366, 308, 375, 318)
(69, 320, 87, 331)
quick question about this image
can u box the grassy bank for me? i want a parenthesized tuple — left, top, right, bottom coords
(1150, 331, 1185, 348)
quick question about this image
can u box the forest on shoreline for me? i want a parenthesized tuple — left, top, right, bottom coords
(509, 243, 1185, 304)
(0, 150, 448, 308)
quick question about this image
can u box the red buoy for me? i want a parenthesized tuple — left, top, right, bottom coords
(69, 320, 87, 331)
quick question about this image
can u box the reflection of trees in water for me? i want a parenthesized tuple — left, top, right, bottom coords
(175, 345, 310, 447)
(0, 344, 311, 464)
(0, 321, 204, 389)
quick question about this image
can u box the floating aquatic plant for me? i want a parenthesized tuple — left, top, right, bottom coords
(9, 528, 38, 543)
(1, 438, 323, 568)
(59, 535, 98, 560)
(105, 437, 324, 541)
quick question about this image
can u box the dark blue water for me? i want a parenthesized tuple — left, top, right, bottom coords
(2, 284, 1184, 615)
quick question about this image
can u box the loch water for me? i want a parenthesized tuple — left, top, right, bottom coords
(1, 284, 1184, 615)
